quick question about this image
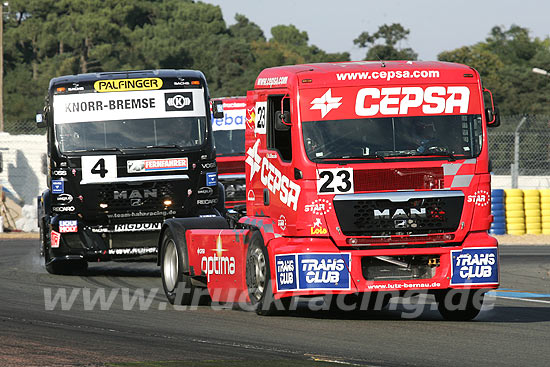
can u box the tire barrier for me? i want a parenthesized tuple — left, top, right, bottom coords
(523, 190, 541, 234)
(490, 189, 506, 235)
(504, 189, 525, 235)
(541, 189, 550, 235)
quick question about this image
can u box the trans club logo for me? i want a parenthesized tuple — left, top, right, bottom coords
(450, 247, 498, 285)
(164, 92, 193, 111)
(276, 253, 351, 291)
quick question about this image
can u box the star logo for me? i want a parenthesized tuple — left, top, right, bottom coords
(213, 233, 228, 257)
(245, 139, 262, 181)
(310, 89, 342, 118)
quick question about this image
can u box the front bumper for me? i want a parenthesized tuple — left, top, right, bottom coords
(48, 218, 160, 262)
(268, 231, 498, 297)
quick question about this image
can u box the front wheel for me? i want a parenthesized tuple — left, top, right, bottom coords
(160, 228, 196, 305)
(246, 232, 290, 315)
(435, 289, 485, 321)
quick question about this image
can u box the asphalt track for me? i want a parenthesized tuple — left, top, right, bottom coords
(0, 239, 549, 367)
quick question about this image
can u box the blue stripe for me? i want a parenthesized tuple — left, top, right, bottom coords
(488, 290, 550, 298)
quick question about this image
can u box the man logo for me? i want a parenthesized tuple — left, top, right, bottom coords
(373, 208, 427, 220)
(165, 92, 193, 111)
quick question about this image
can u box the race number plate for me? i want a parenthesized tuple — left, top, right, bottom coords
(81, 155, 118, 183)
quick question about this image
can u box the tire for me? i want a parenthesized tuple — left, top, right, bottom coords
(435, 289, 485, 321)
(245, 231, 288, 315)
(160, 227, 198, 305)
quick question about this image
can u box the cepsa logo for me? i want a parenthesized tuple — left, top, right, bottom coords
(245, 139, 301, 211)
(355, 86, 470, 117)
(201, 234, 236, 281)
(94, 78, 163, 92)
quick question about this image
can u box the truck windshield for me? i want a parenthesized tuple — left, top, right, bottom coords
(55, 117, 206, 153)
(213, 130, 245, 156)
(302, 114, 483, 161)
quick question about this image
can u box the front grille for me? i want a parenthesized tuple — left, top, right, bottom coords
(334, 193, 463, 236)
(218, 161, 245, 174)
(83, 181, 181, 212)
(354, 168, 444, 192)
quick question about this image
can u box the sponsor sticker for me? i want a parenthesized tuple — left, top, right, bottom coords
(467, 190, 490, 207)
(52, 170, 67, 176)
(450, 247, 498, 285)
(304, 198, 332, 215)
(256, 76, 288, 87)
(165, 92, 193, 111)
(197, 198, 219, 205)
(278, 215, 287, 231)
(201, 234, 236, 281)
(114, 223, 161, 232)
(59, 220, 78, 233)
(53, 89, 206, 124)
(127, 158, 188, 173)
(56, 194, 73, 204)
(94, 78, 163, 92)
(275, 253, 351, 291)
(245, 139, 301, 211)
(51, 230, 61, 248)
(52, 180, 64, 194)
(211, 109, 246, 131)
(108, 247, 158, 255)
(206, 172, 217, 187)
(310, 218, 328, 235)
(197, 187, 214, 196)
(52, 206, 76, 213)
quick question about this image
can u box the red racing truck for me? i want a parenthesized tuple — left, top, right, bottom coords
(211, 97, 247, 209)
(159, 61, 500, 320)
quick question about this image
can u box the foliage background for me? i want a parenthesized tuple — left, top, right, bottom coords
(4, 0, 550, 128)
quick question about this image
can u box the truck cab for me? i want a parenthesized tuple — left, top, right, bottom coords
(38, 70, 220, 274)
(211, 97, 247, 209)
(159, 61, 500, 320)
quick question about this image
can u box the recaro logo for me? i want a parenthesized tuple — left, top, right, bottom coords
(373, 208, 427, 220)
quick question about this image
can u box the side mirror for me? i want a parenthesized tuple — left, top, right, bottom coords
(274, 111, 291, 131)
(483, 88, 500, 128)
(36, 113, 46, 128)
(212, 100, 224, 119)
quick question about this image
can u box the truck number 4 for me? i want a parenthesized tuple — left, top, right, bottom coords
(91, 158, 109, 178)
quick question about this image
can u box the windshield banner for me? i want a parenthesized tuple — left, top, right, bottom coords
(53, 89, 206, 124)
(302, 85, 480, 121)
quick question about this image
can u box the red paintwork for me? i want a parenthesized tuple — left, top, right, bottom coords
(193, 61, 498, 300)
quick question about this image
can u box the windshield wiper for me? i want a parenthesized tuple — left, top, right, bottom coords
(316, 154, 386, 162)
(145, 144, 184, 149)
(414, 151, 456, 161)
(72, 147, 126, 154)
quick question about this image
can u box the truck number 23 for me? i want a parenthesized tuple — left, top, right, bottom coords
(317, 168, 354, 194)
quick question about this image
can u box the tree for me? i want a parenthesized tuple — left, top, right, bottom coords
(354, 23, 417, 61)
(438, 25, 550, 115)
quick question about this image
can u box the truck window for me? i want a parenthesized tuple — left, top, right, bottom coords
(267, 95, 292, 162)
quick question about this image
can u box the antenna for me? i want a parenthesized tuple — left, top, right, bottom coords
(375, 54, 386, 68)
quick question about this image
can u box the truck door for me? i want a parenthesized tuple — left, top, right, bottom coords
(246, 92, 300, 233)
